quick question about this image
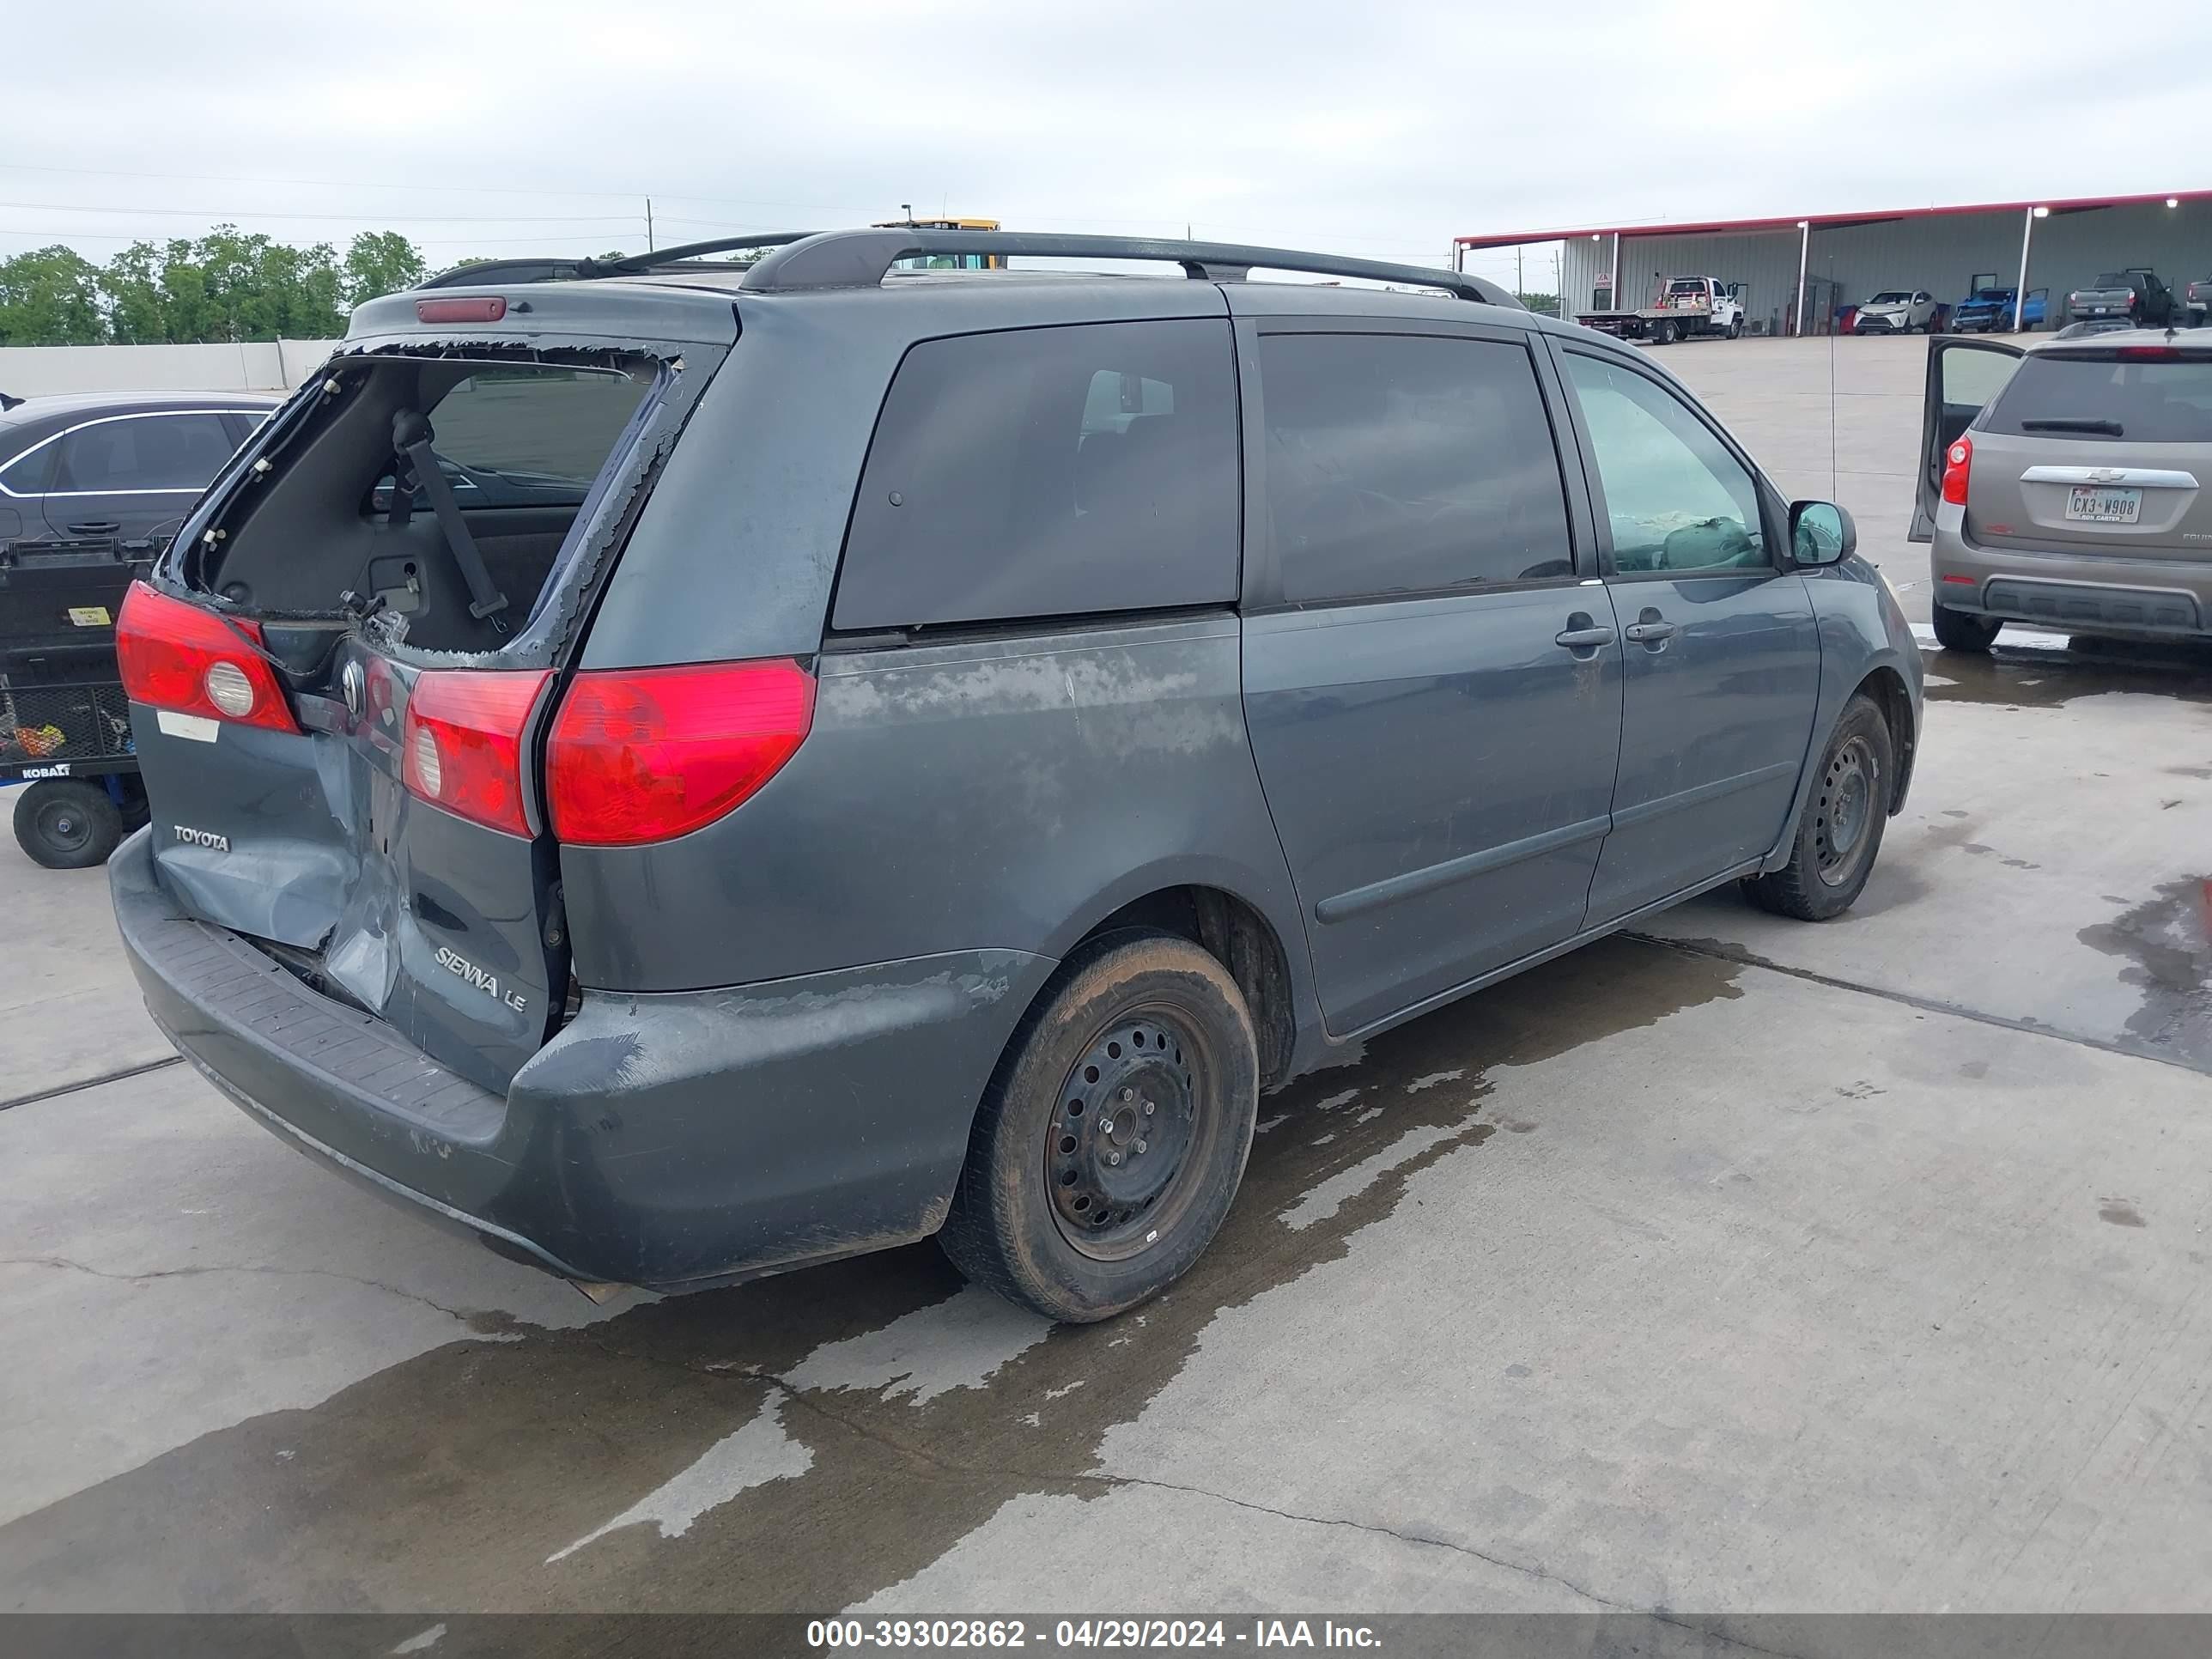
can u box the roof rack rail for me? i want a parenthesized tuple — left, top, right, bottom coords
(738, 230, 1521, 307)
(415, 230, 1522, 308)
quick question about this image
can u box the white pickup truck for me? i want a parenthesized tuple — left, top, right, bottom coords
(1577, 276, 1747, 343)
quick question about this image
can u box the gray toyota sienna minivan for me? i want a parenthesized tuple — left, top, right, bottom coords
(110, 230, 1922, 1321)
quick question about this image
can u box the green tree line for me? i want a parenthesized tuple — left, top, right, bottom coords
(0, 228, 432, 347)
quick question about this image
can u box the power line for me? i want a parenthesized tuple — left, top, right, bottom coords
(0, 199, 641, 225)
(0, 226, 636, 248)
(0, 159, 654, 201)
(0, 161, 1470, 262)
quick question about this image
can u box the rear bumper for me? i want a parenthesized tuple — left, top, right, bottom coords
(1930, 527, 2212, 639)
(112, 830, 1051, 1291)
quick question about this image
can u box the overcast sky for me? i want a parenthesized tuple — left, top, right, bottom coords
(9, 0, 2211, 291)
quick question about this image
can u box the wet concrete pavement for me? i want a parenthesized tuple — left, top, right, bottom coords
(3, 336, 2209, 1616)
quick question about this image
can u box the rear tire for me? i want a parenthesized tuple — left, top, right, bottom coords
(939, 932, 1260, 1322)
(1931, 601, 2001, 653)
(1743, 695, 1894, 922)
(1654, 319, 1678, 345)
(13, 780, 124, 870)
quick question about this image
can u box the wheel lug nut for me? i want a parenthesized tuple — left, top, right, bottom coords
(1121, 1087, 1133, 1102)
(1142, 1101, 1154, 1115)
(1108, 1152, 1121, 1166)
(1135, 1139, 1147, 1154)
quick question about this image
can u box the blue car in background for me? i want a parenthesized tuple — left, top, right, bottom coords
(1948, 283, 2046, 333)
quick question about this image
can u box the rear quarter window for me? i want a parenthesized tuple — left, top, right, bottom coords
(0, 432, 58, 495)
(832, 319, 1240, 632)
(1984, 355, 2212, 444)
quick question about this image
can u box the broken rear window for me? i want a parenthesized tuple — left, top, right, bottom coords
(198, 355, 657, 653)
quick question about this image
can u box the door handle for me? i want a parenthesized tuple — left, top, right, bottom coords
(1624, 611, 1680, 647)
(67, 521, 120, 534)
(1554, 612, 1616, 651)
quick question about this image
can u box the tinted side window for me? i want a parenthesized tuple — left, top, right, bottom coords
(835, 319, 1239, 631)
(1260, 333, 1573, 605)
(1560, 353, 1766, 575)
(54, 414, 237, 493)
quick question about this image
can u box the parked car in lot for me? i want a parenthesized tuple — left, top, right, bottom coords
(1855, 290, 1938, 334)
(3, 392, 278, 869)
(1911, 329, 2212, 648)
(2064, 269, 2177, 328)
(1949, 283, 2046, 333)
(109, 229, 1922, 1322)
(2185, 274, 2209, 328)
(0, 392, 278, 550)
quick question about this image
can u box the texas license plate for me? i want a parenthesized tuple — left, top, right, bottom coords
(2066, 485, 2141, 524)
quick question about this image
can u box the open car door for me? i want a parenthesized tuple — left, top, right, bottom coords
(1911, 337, 2024, 541)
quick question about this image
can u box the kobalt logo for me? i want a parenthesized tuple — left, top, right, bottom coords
(174, 825, 230, 852)
(434, 945, 529, 1013)
(22, 763, 71, 779)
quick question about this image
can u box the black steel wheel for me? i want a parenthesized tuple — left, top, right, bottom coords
(1046, 1009, 1207, 1260)
(13, 779, 124, 871)
(1812, 732, 1879, 889)
(1743, 693, 1896, 921)
(939, 931, 1259, 1322)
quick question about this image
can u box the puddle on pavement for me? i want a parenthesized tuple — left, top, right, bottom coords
(0, 938, 1741, 1613)
(2078, 877, 2212, 1069)
(1923, 642, 2212, 710)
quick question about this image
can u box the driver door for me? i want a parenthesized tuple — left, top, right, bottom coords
(1909, 338, 2024, 542)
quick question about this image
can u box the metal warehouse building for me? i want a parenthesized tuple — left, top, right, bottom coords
(1456, 189, 2211, 334)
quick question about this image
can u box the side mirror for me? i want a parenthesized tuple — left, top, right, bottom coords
(1790, 501, 1855, 566)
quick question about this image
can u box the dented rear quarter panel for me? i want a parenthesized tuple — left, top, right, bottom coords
(561, 614, 1316, 1013)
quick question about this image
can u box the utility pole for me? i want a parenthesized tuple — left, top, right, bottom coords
(1516, 245, 1524, 302)
(645, 198, 655, 252)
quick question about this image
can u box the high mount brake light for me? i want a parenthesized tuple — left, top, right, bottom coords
(115, 581, 297, 733)
(415, 296, 507, 324)
(546, 660, 815, 847)
(401, 669, 551, 838)
(1941, 433, 1973, 507)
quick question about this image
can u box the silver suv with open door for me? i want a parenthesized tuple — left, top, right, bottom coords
(1910, 331, 2212, 648)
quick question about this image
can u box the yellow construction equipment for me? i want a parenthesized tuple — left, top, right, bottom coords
(875, 216, 1003, 270)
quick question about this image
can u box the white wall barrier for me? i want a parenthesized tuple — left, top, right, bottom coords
(0, 339, 339, 399)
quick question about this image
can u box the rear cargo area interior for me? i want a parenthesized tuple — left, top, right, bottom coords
(199, 356, 653, 653)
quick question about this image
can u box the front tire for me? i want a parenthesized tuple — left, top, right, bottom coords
(1744, 694, 1895, 921)
(939, 932, 1260, 1322)
(1931, 600, 2001, 653)
(13, 779, 124, 870)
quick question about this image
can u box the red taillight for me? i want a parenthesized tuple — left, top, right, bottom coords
(415, 296, 507, 324)
(1941, 433, 1972, 506)
(546, 660, 815, 847)
(401, 669, 551, 838)
(115, 581, 297, 733)
(2117, 345, 2179, 361)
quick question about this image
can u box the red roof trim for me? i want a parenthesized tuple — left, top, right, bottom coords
(1455, 187, 2212, 250)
